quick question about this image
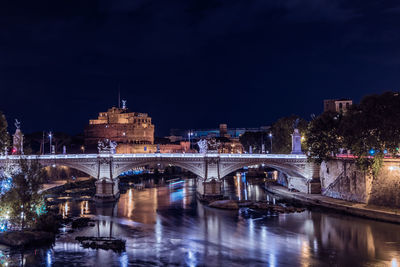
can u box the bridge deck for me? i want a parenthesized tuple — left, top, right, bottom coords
(0, 153, 307, 160)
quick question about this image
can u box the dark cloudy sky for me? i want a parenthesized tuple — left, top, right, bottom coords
(1, 0, 399, 135)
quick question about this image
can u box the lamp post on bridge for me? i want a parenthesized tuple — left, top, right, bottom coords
(48, 131, 53, 154)
(188, 130, 193, 151)
(269, 132, 273, 154)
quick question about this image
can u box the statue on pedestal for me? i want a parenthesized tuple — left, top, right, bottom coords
(197, 139, 208, 154)
(12, 119, 23, 155)
(291, 118, 303, 154)
(98, 139, 117, 154)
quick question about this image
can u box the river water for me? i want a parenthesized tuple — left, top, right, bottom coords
(2, 176, 400, 266)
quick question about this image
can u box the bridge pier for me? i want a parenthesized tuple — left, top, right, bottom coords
(196, 178, 223, 201)
(94, 178, 120, 202)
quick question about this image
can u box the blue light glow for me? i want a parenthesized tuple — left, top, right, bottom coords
(120, 169, 144, 176)
(170, 189, 184, 202)
(119, 252, 128, 267)
(0, 178, 12, 195)
(0, 221, 7, 232)
(46, 250, 52, 267)
(369, 149, 375, 156)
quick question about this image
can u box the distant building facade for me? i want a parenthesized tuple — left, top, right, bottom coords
(324, 99, 353, 113)
(170, 124, 270, 140)
(84, 106, 155, 153)
(168, 124, 269, 154)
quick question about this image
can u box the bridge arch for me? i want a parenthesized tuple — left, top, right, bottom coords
(219, 159, 310, 192)
(39, 162, 97, 178)
(114, 160, 204, 178)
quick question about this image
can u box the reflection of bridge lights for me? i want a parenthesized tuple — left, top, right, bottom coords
(155, 216, 162, 244)
(46, 250, 52, 266)
(313, 239, 318, 253)
(119, 252, 128, 267)
(187, 250, 197, 267)
(170, 189, 184, 202)
(269, 253, 276, 267)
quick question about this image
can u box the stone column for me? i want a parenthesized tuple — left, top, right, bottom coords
(94, 156, 120, 202)
(196, 178, 222, 201)
(307, 162, 321, 194)
(95, 178, 120, 202)
(196, 154, 223, 201)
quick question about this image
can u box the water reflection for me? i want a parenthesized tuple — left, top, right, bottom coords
(231, 173, 266, 201)
(2, 177, 400, 266)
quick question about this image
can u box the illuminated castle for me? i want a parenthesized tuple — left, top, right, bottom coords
(84, 103, 155, 152)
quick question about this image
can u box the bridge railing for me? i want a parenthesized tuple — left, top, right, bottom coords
(0, 153, 308, 160)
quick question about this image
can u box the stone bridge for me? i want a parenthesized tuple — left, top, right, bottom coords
(0, 153, 320, 201)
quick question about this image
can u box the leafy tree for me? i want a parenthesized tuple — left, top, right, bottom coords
(305, 92, 400, 174)
(23, 137, 33, 155)
(239, 131, 266, 153)
(53, 132, 73, 153)
(340, 92, 400, 173)
(0, 111, 10, 154)
(305, 111, 343, 163)
(0, 158, 47, 229)
(271, 115, 308, 154)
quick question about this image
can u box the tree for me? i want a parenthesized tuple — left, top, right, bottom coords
(305, 111, 343, 163)
(0, 111, 10, 154)
(239, 131, 266, 153)
(271, 115, 308, 154)
(305, 92, 400, 174)
(340, 92, 400, 173)
(53, 132, 73, 153)
(0, 158, 47, 229)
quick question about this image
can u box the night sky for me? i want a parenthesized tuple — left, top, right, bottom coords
(1, 0, 399, 136)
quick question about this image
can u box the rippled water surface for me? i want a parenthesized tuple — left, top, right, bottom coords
(2, 177, 400, 266)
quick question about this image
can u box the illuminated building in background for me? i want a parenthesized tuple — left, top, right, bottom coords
(323, 99, 353, 113)
(169, 124, 270, 140)
(84, 104, 155, 153)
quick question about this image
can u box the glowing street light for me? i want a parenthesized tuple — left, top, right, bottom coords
(188, 130, 194, 151)
(269, 132, 273, 154)
(48, 132, 53, 154)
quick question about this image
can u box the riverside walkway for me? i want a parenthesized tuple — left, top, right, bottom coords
(266, 184, 400, 224)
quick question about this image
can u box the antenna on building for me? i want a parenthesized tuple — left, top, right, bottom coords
(118, 84, 121, 108)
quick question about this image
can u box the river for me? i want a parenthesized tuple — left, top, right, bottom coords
(1, 176, 400, 266)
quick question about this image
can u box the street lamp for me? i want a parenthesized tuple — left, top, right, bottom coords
(188, 130, 193, 151)
(81, 146, 85, 154)
(269, 132, 273, 154)
(48, 132, 53, 154)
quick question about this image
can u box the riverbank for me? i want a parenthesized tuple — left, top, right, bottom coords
(266, 184, 400, 224)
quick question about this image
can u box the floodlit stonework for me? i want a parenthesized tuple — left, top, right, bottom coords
(84, 106, 155, 148)
(0, 153, 319, 200)
(321, 158, 400, 207)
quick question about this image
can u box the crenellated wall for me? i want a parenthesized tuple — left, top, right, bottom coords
(320, 159, 400, 207)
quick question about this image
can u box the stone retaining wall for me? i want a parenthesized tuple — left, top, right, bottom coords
(321, 159, 400, 207)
